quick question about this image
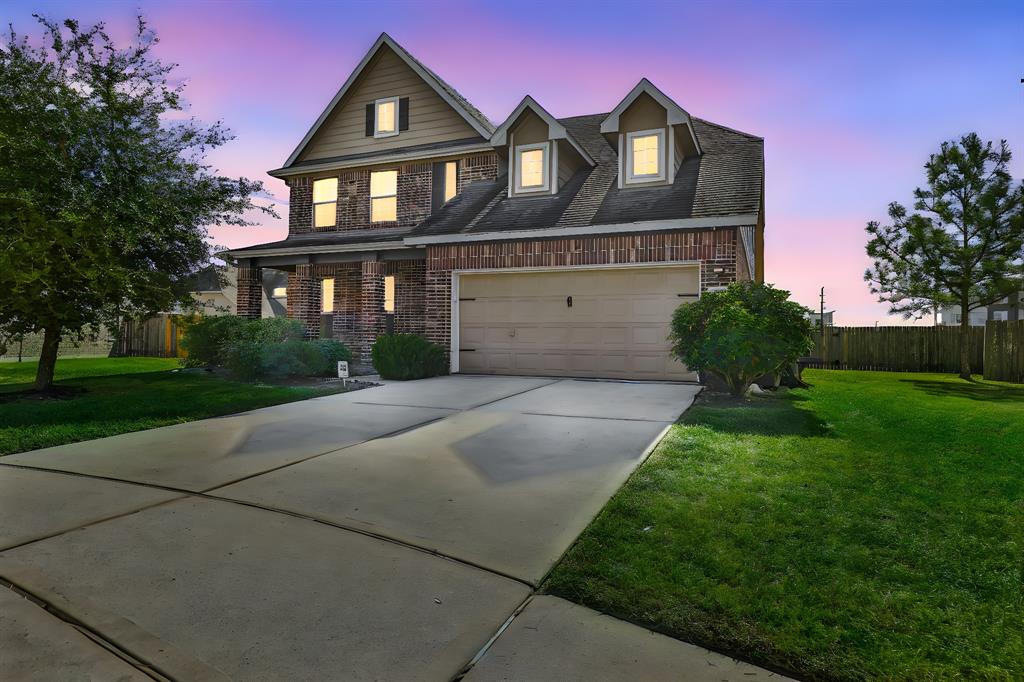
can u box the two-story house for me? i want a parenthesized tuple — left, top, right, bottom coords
(226, 34, 764, 381)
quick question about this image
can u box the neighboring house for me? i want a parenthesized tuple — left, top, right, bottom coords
(936, 292, 1022, 326)
(188, 265, 288, 318)
(226, 33, 764, 380)
(804, 310, 834, 328)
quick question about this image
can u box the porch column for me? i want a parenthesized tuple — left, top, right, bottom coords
(235, 266, 263, 319)
(358, 259, 386, 359)
(332, 265, 362, 350)
(287, 264, 321, 338)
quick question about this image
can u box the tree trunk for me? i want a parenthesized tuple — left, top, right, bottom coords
(35, 325, 62, 392)
(958, 301, 972, 380)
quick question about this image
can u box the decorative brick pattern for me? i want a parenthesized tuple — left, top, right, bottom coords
(235, 267, 263, 319)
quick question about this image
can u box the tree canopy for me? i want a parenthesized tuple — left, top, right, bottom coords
(864, 133, 1024, 378)
(0, 15, 273, 390)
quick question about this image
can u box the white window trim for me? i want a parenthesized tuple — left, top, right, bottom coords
(374, 96, 400, 138)
(625, 128, 666, 184)
(513, 141, 550, 194)
(370, 169, 398, 223)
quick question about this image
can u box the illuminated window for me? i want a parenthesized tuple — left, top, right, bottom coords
(384, 275, 395, 313)
(626, 129, 665, 183)
(271, 287, 287, 298)
(374, 96, 398, 138)
(321, 278, 334, 313)
(370, 170, 398, 222)
(313, 177, 338, 228)
(443, 161, 458, 202)
(514, 142, 549, 193)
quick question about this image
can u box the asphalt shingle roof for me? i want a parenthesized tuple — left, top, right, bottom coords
(412, 113, 763, 238)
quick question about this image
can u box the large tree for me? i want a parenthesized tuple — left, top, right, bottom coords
(0, 16, 272, 391)
(865, 133, 1024, 379)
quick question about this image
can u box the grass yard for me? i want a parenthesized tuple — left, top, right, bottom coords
(545, 370, 1024, 680)
(0, 357, 345, 455)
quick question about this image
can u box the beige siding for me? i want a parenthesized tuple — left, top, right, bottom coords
(297, 46, 479, 163)
(619, 92, 667, 132)
(510, 110, 549, 145)
(556, 139, 585, 186)
(458, 265, 699, 380)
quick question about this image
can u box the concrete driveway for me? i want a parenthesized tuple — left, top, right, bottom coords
(0, 375, 782, 680)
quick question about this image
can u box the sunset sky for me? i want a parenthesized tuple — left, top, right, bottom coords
(4, 0, 1022, 324)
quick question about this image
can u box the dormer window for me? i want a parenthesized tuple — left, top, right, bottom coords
(626, 129, 665, 183)
(514, 142, 549, 193)
(374, 96, 399, 138)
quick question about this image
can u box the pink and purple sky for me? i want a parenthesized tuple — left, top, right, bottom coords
(5, 0, 1022, 324)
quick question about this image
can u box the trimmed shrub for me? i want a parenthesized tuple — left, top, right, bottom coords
(669, 280, 813, 396)
(259, 340, 328, 379)
(222, 340, 264, 382)
(371, 334, 447, 380)
(179, 315, 250, 367)
(308, 339, 353, 376)
(241, 317, 305, 344)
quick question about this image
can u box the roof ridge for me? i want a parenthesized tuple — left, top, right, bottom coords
(692, 117, 762, 140)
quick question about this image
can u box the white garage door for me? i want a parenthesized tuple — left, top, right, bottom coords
(456, 265, 699, 381)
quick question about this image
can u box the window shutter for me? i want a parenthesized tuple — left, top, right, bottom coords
(398, 97, 410, 131)
(431, 162, 445, 214)
(365, 103, 374, 137)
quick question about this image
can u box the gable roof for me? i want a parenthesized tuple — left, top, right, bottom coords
(600, 78, 702, 155)
(281, 33, 495, 168)
(490, 96, 595, 166)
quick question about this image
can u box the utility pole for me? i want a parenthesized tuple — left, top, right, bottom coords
(819, 287, 826, 360)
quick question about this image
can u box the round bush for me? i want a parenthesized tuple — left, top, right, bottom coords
(669, 281, 813, 395)
(222, 339, 264, 382)
(371, 334, 447, 380)
(308, 339, 354, 376)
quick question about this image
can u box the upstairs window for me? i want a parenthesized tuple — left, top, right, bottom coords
(313, 177, 338, 228)
(514, 142, 549, 193)
(626, 129, 665, 183)
(374, 96, 399, 138)
(271, 287, 287, 298)
(444, 161, 458, 202)
(370, 170, 398, 222)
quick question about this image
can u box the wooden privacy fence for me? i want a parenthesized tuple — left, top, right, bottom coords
(115, 314, 186, 358)
(807, 326, 985, 374)
(984, 320, 1024, 383)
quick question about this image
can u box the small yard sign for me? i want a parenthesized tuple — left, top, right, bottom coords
(337, 361, 349, 379)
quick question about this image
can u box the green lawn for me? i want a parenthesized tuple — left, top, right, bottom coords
(545, 370, 1024, 680)
(0, 357, 344, 455)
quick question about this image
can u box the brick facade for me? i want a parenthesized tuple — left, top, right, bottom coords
(286, 152, 499, 235)
(235, 267, 263, 319)
(422, 229, 738, 350)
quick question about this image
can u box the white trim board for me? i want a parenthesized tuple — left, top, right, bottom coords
(404, 215, 759, 246)
(448, 260, 701, 374)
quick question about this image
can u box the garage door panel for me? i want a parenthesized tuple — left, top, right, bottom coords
(457, 266, 699, 381)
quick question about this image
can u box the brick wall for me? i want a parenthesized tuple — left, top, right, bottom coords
(236, 267, 263, 319)
(287, 152, 499, 236)
(423, 229, 738, 350)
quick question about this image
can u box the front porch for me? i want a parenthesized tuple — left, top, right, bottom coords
(235, 257, 426, 363)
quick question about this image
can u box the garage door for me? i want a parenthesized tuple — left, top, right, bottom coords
(456, 265, 699, 381)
